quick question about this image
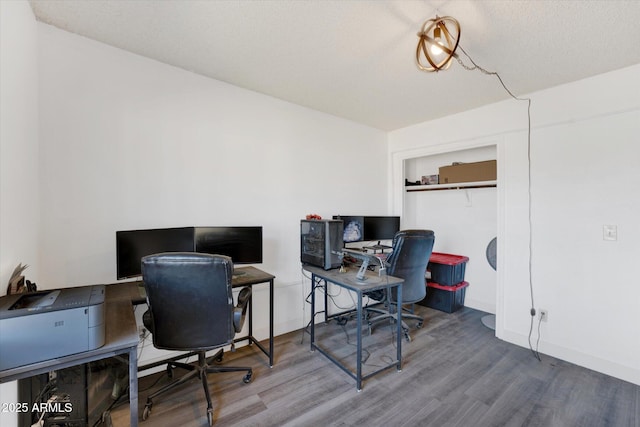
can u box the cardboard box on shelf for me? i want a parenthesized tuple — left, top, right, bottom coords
(439, 160, 496, 184)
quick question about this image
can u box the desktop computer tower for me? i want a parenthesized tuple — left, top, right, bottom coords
(18, 365, 88, 427)
(17, 357, 128, 427)
(300, 219, 343, 270)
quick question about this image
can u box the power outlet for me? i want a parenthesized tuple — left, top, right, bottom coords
(539, 309, 548, 322)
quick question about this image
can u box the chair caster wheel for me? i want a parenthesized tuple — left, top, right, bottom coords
(142, 403, 152, 421)
(417, 322, 423, 329)
(215, 351, 224, 363)
(166, 364, 173, 378)
(243, 371, 253, 383)
(403, 330, 411, 342)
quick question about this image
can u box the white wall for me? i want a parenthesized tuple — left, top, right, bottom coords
(389, 64, 640, 385)
(36, 23, 388, 365)
(0, 1, 39, 424)
(0, 1, 39, 291)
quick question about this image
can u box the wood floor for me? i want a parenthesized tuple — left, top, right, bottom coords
(112, 306, 639, 427)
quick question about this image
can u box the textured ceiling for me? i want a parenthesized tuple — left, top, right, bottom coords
(29, 0, 640, 131)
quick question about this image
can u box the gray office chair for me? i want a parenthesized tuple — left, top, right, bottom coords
(141, 252, 253, 426)
(367, 229, 435, 341)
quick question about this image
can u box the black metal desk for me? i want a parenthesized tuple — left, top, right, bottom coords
(230, 266, 275, 367)
(304, 265, 404, 391)
(135, 266, 276, 369)
(0, 284, 140, 426)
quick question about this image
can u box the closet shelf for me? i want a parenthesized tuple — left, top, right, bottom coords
(405, 180, 497, 192)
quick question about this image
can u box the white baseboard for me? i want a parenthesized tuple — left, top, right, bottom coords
(463, 297, 495, 314)
(501, 329, 640, 386)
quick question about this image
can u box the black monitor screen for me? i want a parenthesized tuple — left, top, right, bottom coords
(333, 216, 364, 243)
(116, 227, 195, 279)
(363, 216, 400, 241)
(195, 227, 263, 264)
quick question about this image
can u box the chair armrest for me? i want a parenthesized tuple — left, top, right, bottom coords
(142, 309, 154, 334)
(233, 287, 252, 333)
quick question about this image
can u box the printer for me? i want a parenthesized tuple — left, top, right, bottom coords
(0, 285, 105, 371)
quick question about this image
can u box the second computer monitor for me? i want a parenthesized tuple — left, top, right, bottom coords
(333, 215, 400, 243)
(363, 216, 400, 241)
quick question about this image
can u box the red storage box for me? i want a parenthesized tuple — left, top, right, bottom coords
(427, 252, 469, 286)
(419, 281, 468, 313)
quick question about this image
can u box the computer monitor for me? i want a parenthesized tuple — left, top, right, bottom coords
(116, 226, 263, 279)
(116, 227, 195, 279)
(363, 216, 400, 241)
(194, 226, 263, 264)
(333, 216, 364, 243)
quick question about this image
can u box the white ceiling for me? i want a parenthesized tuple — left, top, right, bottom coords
(29, 0, 640, 131)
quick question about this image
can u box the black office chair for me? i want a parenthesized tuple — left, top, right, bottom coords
(140, 252, 253, 426)
(366, 229, 435, 341)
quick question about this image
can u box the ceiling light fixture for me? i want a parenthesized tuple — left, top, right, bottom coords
(416, 15, 461, 72)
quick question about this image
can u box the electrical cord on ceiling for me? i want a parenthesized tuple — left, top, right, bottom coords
(455, 45, 541, 361)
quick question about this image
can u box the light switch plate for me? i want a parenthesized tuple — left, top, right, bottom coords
(603, 224, 617, 241)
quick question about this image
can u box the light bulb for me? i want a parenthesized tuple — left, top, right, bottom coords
(430, 42, 443, 55)
(429, 27, 443, 55)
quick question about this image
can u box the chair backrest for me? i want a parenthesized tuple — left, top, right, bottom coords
(141, 252, 235, 352)
(386, 230, 435, 304)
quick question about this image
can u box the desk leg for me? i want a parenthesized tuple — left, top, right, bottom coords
(396, 284, 402, 372)
(324, 278, 328, 323)
(248, 291, 254, 345)
(356, 290, 363, 392)
(269, 279, 274, 367)
(310, 274, 316, 352)
(129, 347, 139, 426)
